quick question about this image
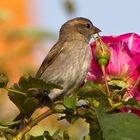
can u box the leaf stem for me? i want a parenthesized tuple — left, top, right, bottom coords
(106, 99, 123, 112)
(101, 66, 110, 97)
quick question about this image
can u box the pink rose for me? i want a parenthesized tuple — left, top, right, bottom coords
(86, 33, 140, 116)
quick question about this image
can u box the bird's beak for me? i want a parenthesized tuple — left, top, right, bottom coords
(90, 26, 101, 35)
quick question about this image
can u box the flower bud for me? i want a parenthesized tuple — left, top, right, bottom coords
(94, 38, 110, 67)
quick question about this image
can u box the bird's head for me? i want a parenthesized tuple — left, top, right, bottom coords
(59, 17, 101, 41)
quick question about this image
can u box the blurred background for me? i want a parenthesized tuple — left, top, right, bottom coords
(0, 0, 140, 139)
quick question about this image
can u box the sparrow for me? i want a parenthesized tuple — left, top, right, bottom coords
(36, 17, 101, 101)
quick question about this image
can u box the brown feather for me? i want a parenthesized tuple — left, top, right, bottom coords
(36, 41, 64, 78)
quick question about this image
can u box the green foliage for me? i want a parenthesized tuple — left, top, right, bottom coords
(63, 95, 77, 109)
(77, 81, 109, 108)
(28, 135, 44, 140)
(63, 131, 69, 140)
(0, 128, 17, 140)
(77, 81, 105, 97)
(123, 98, 140, 108)
(8, 75, 62, 118)
(43, 130, 61, 140)
(24, 130, 69, 140)
(97, 106, 140, 140)
(0, 73, 8, 88)
(108, 80, 128, 92)
(1, 74, 140, 140)
(18, 74, 62, 91)
(0, 120, 21, 128)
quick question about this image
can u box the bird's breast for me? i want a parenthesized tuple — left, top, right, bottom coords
(40, 40, 92, 91)
(62, 41, 92, 88)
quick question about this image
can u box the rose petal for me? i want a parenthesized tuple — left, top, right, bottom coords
(117, 33, 140, 54)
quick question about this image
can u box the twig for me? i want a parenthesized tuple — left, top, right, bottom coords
(13, 108, 65, 140)
(101, 66, 110, 96)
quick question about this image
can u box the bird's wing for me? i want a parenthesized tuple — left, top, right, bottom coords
(36, 41, 64, 78)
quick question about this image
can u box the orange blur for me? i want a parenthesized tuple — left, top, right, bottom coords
(0, 0, 36, 84)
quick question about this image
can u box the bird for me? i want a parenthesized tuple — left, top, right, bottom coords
(36, 17, 101, 101)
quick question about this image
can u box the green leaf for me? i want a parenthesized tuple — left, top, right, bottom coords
(8, 88, 39, 117)
(63, 131, 69, 140)
(0, 128, 17, 139)
(8, 88, 27, 112)
(8, 75, 62, 115)
(64, 95, 77, 109)
(97, 105, 140, 140)
(22, 97, 39, 116)
(43, 131, 55, 140)
(108, 80, 128, 92)
(62, 96, 78, 123)
(77, 81, 106, 98)
(19, 75, 62, 91)
(0, 73, 8, 88)
(77, 81, 109, 107)
(4, 133, 13, 140)
(123, 98, 140, 108)
(44, 81, 63, 90)
(83, 135, 91, 140)
(28, 135, 44, 140)
(0, 120, 21, 127)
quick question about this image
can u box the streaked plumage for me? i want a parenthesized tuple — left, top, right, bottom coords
(36, 17, 101, 100)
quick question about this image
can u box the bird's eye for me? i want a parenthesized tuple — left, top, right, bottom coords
(85, 23, 91, 29)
